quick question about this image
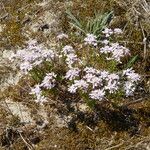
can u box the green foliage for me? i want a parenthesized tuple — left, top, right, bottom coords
(66, 10, 113, 37)
(86, 11, 113, 37)
(66, 9, 85, 34)
(126, 55, 138, 69)
(81, 92, 96, 109)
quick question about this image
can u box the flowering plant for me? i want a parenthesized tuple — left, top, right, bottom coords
(11, 27, 141, 108)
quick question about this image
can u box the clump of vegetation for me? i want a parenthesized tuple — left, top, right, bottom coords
(10, 24, 143, 108)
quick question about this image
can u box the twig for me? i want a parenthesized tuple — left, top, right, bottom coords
(140, 22, 147, 60)
(118, 40, 144, 45)
(105, 142, 124, 150)
(86, 126, 94, 132)
(141, 0, 150, 15)
(18, 132, 34, 150)
(123, 98, 149, 107)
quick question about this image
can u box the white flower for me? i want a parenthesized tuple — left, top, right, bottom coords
(101, 39, 109, 45)
(30, 81, 50, 105)
(66, 53, 78, 68)
(100, 70, 109, 79)
(122, 68, 133, 76)
(123, 68, 141, 82)
(40, 72, 56, 89)
(11, 39, 56, 74)
(105, 73, 120, 93)
(35, 94, 47, 105)
(68, 79, 89, 93)
(30, 84, 47, 105)
(105, 80, 119, 93)
(102, 28, 113, 37)
(62, 45, 74, 55)
(83, 73, 102, 88)
(124, 81, 136, 96)
(74, 79, 89, 90)
(84, 67, 100, 75)
(107, 73, 119, 81)
(100, 45, 112, 54)
(30, 84, 41, 95)
(65, 68, 80, 80)
(20, 61, 33, 74)
(41, 49, 55, 60)
(68, 84, 78, 93)
(110, 43, 130, 62)
(84, 34, 97, 46)
(114, 28, 123, 34)
(127, 73, 141, 83)
(122, 68, 141, 96)
(100, 43, 130, 63)
(89, 89, 105, 100)
(57, 33, 68, 40)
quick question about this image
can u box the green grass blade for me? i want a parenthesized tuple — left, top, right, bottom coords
(126, 55, 138, 68)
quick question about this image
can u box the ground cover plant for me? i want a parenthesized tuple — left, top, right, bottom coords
(0, 0, 150, 149)
(10, 27, 142, 107)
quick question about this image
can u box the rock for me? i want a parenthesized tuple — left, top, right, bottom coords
(1, 99, 34, 124)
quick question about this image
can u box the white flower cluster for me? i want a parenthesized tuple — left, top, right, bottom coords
(62, 45, 74, 55)
(83, 67, 102, 89)
(11, 40, 55, 74)
(68, 79, 89, 93)
(30, 72, 57, 105)
(67, 66, 141, 100)
(84, 33, 97, 46)
(30, 84, 47, 105)
(122, 68, 141, 96)
(100, 28, 130, 63)
(82, 28, 129, 63)
(100, 42, 130, 63)
(40, 72, 57, 89)
(65, 68, 80, 80)
(102, 28, 122, 37)
(102, 28, 113, 37)
(105, 73, 120, 93)
(12, 27, 141, 105)
(62, 45, 79, 68)
(89, 89, 105, 100)
(114, 28, 123, 34)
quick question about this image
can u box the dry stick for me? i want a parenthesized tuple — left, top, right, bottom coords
(118, 40, 144, 45)
(105, 142, 124, 150)
(17, 101, 25, 123)
(0, 2, 8, 20)
(142, 0, 150, 14)
(86, 125, 94, 132)
(18, 132, 34, 150)
(135, 137, 150, 148)
(0, 2, 7, 14)
(126, 0, 140, 13)
(123, 98, 149, 107)
(133, 7, 141, 16)
(140, 22, 147, 60)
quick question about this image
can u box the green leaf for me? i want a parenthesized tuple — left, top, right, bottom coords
(66, 9, 83, 31)
(66, 9, 114, 37)
(126, 55, 138, 68)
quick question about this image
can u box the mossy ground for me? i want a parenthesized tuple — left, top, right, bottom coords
(0, 0, 150, 149)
